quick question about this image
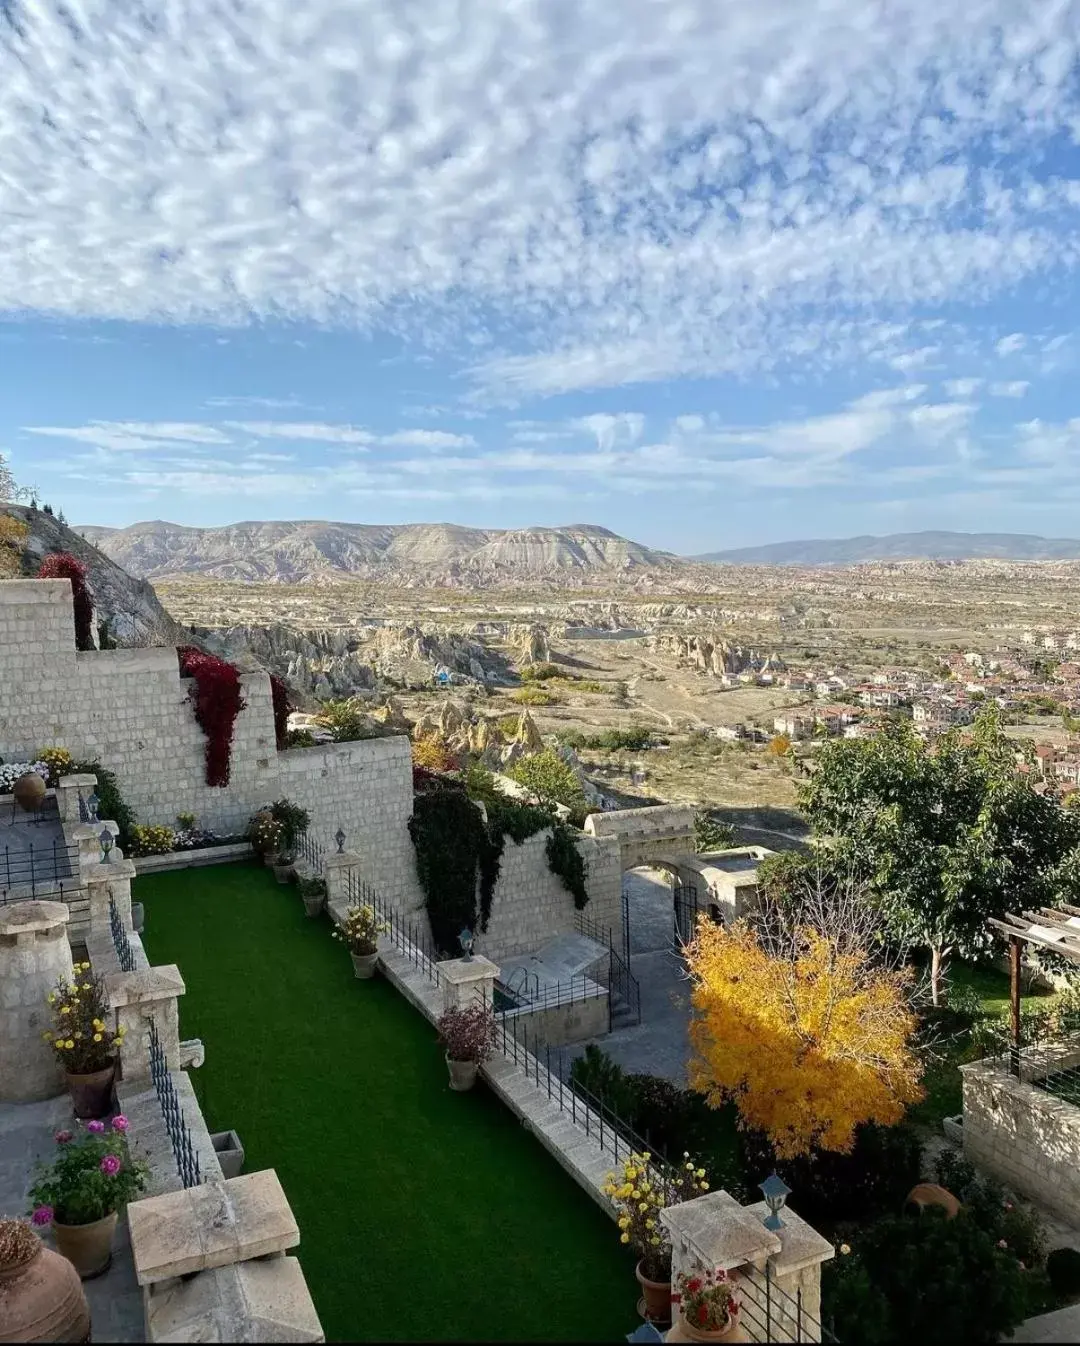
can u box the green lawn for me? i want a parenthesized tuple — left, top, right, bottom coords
(137, 862, 636, 1343)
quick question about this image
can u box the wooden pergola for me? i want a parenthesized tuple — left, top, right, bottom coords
(989, 905, 1080, 1076)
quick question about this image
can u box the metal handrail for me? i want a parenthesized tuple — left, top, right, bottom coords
(147, 1017, 202, 1189)
(108, 894, 136, 973)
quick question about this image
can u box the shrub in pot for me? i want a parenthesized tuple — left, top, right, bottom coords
(44, 965, 126, 1118)
(0, 1216, 90, 1342)
(602, 1149, 711, 1324)
(436, 1002, 497, 1091)
(268, 798, 310, 853)
(27, 1117, 148, 1279)
(248, 810, 285, 863)
(298, 875, 328, 918)
(333, 902, 387, 977)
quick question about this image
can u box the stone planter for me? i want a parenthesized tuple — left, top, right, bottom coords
(65, 1063, 116, 1120)
(53, 1211, 118, 1280)
(0, 1235, 90, 1343)
(350, 951, 378, 979)
(635, 1261, 672, 1324)
(446, 1055, 479, 1092)
(131, 901, 145, 934)
(211, 1129, 245, 1179)
(303, 892, 325, 919)
(273, 860, 296, 885)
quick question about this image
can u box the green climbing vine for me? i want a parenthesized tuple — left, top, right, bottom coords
(408, 771, 590, 952)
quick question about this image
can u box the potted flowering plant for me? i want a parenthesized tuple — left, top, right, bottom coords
(333, 903, 387, 978)
(43, 966, 126, 1118)
(298, 875, 328, 918)
(436, 1002, 497, 1092)
(28, 1117, 148, 1279)
(602, 1151, 711, 1325)
(248, 810, 285, 865)
(668, 1266, 739, 1342)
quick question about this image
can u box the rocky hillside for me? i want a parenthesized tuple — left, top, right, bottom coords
(76, 519, 682, 585)
(2, 505, 184, 647)
(695, 530, 1080, 565)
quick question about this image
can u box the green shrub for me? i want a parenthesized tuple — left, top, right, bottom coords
(507, 749, 587, 815)
(510, 686, 560, 706)
(520, 662, 561, 681)
(694, 811, 737, 853)
(934, 1151, 1046, 1269)
(316, 699, 379, 742)
(128, 823, 176, 857)
(176, 812, 197, 830)
(1048, 1247, 1080, 1299)
(284, 727, 317, 748)
(268, 798, 310, 853)
(70, 761, 136, 850)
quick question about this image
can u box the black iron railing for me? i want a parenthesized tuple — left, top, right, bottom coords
(0, 839, 79, 897)
(573, 908, 641, 1028)
(729, 1256, 834, 1344)
(108, 894, 136, 973)
(496, 971, 606, 1017)
(295, 828, 325, 872)
(147, 1017, 202, 1189)
(345, 869, 443, 987)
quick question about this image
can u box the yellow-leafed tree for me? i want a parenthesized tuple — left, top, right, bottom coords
(411, 733, 459, 773)
(685, 916, 923, 1159)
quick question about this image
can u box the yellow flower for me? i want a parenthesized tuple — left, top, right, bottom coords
(47, 993, 56, 1004)
(650, 1236, 661, 1246)
(696, 1169, 706, 1178)
(81, 983, 91, 991)
(60, 1006, 70, 1015)
(686, 1162, 695, 1171)
(840, 1243, 851, 1256)
(620, 1233, 630, 1244)
(646, 1219, 656, 1229)
(65, 1039, 74, 1049)
(42, 1031, 52, 1041)
(93, 1033, 102, 1042)
(642, 1152, 651, 1163)
(639, 1203, 649, 1213)
(626, 1167, 637, 1180)
(700, 1181, 709, 1190)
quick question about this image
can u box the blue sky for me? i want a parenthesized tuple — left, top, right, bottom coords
(2, 1, 1080, 555)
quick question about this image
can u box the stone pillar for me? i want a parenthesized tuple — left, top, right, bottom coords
(105, 965, 186, 1085)
(71, 821, 120, 874)
(85, 858, 137, 936)
(0, 901, 74, 1102)
(323, 851, 360, 909)
(660, 1190, 833, 1345)
(55, 773, 99, 825)
(439, 955, 499, 1013)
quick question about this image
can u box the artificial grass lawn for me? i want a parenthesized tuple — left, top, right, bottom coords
(137, 862, 636, 1343)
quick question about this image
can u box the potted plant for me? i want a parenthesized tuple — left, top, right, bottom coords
(668, 1266, 739, 1342)
(43, 965, 126, 1119)
(333, 902, 387, 978)
(248, 810, 285, 865)
(299, 875, 327, 918)
(210, 1129, 245, 1180)
(28, 1117, 148, 1279)
(0, 1216, 90, 1342)
(436, 1002, 497, 1092)
(602, 1151, 711, 1325)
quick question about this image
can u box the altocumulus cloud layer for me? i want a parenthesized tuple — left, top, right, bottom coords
(1, 0, 1080, 397)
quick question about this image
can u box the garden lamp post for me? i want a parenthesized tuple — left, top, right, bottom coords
(760, 1172, 790, 1231)
(99, 828, 114, 864)
(86, 790, 100, 823)
(459, 927, 474, 961)
(335, 828, 346, 853)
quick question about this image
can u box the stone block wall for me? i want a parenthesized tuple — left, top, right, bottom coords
(583, 802, 695, 873)
(962, 1047, 1080, 1224)
(499, 991, 610, 1049)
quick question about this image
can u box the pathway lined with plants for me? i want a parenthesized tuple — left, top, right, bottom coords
(137, 861, 635, 1343)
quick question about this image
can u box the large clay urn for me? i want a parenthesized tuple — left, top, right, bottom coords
(0, 1219, 90, 1342)
(12, 771, 47, 813)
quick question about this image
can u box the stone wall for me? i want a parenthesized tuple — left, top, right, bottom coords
(583, 803, 696, 873)
(962, 1045, 1080, 1224)
(498, 991, 610, 1049)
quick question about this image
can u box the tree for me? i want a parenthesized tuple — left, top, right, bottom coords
(507, 748, 587, 816)
(694, 811, 736, 853)
(685, 915, 922, 1158)
(798, 708, 1080, 1004)
(0, 452, 34, 504)
(766, 733, 792, 757)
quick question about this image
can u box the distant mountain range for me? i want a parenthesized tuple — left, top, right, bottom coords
(694, 531, 1080, 565)
(76, 519, 680, 584)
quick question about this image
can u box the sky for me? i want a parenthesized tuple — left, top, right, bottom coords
(2, 1, 1080, 555)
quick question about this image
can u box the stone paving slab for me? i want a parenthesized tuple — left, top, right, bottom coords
(0, 1093, 144, 1341)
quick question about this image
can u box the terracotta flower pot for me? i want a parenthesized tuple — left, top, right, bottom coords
(53, 1211, 118, 1280)
(635, 1260, 673, 1324)
(0, 1236, 90, 1343)
(905, 1182, 960, 1219)
(12, 771, 47, 812)
(350, 951, 378, 979)
(446, 1055, 479, 1091)
(666, 1306, 742, 1343)
(65, 1063, 116, 1120)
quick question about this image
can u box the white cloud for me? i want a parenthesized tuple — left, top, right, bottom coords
(205, 396, 305, 410)
(379, 430, 477, 449)
(23, 421, 232, 451)
(988, 380, 1030, 397)
(2, 1, 1080, 399)
(225, 421, 374, 445)
(943, 378, 983, 397)
(996, 333, 1028, 356)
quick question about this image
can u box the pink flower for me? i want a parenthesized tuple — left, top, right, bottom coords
(86, 1120, 106, 1134)
(99, 1154, 121, 1176)
(111, 1115, 129, 1133)
(54, 1129, 73, 1144)
(998, 1240, 1008, 1250)
(31, 1206, 53, 1226)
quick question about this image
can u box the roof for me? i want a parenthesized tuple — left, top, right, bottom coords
(990, 905, 1080, 965)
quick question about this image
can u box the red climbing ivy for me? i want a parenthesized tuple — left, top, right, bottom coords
(37, 552, 94, 651)
(269, 674, 293, 751)
(177, 645, 246, 787)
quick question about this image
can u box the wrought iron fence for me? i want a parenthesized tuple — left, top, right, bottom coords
(147, 1017, 202, 1189)
(0, 839, 79, 898)
(344, 869, 443, 987)
(737, 1259, 834, 1344)
(295, 828, 325, 872)
(495, 971, 607, 1018)
(673, 881, 700, 949)
(573, 908, 641, 1028)
(108, 893, 136, 973)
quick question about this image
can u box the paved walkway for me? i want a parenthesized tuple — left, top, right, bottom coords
(0, 794, 74, 890)
(0, 1094, 144, 1341)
